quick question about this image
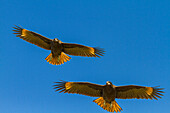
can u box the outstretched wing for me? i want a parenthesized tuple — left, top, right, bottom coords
(115, 85, 164, 100)
(53, 81, 104, 97)
(62, 43, 105, 57)
(13, 25, 52, 50)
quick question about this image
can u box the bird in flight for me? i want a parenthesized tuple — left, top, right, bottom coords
(13, 25, 105, 65)
(53, 81, 164, 112)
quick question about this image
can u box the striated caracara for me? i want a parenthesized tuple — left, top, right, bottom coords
(53, 81, 164, 112)
(13, 25, 105, 65)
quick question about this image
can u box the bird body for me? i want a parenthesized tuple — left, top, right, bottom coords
(50, 38, 63, 57)
(54, 81, 164, 112)
(13, 26, 105, 65)
(44, 38, 71, 65)
(96, 81, 120, 112)
(103, 82, 116, 103)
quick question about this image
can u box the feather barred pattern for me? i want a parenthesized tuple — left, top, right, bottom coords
(93, 97, 122, 112)
(45, 52, 71, 65)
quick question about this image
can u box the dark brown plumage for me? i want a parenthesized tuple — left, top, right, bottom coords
(13, 25, 105, 65)
(53, 81, 164, 112)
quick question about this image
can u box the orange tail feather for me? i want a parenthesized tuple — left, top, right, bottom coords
(45, 52, 71, 65)
(93, 97, 122, 112)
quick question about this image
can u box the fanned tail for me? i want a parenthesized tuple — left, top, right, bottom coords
(93, 97, 122, 112)
(45, 52, 71, 65)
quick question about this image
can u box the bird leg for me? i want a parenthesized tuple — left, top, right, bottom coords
(57, 57, 60, 62)
(50, 56, 52, 61)
(110, 101, 113, 108)
(104, 100, 106, 107)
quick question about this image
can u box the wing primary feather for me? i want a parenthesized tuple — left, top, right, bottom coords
(53, 85, 64, 89)
(59, 89, 65, 93)
(94, 48, 105, 57)
(55, 88, 64, 92)
(156, 93, 163, 96)
(152, 95, 158, 100)
(154, 94, 161, 98)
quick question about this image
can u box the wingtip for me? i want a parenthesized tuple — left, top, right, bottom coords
(13, 25, 23, 29)
(94, 47, 105, 57)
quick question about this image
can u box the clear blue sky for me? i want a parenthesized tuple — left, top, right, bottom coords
(0, 0, 169, 113)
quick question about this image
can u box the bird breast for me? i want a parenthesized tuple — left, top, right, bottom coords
(103, 86, 116, 103)
(51, 41, 63, 57)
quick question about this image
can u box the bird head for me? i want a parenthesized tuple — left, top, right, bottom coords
(53, 38, 62, 44)
(54, 38, 59, 42)
(106, 81, 112, 86)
